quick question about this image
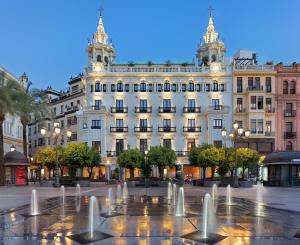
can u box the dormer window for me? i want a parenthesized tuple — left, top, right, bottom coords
(96, 55, 102, 62)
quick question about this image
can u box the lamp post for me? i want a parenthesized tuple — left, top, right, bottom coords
(221, 121, 250, 188)
(41, 122, 72, 187)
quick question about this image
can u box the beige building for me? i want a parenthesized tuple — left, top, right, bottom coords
(232, 51, 276, 154)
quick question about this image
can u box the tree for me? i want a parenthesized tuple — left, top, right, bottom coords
(237, 148, 260, 179)
(17, 85, 48, 157)
(218, 147, 235, 177)
(0, 74, 24, 185)
(188, 144, 212, 180)
(86, 148, 101, 179)
(117, 149, 143, 178)
(34, 146, 56, 178)
(147, 146, 176, 178)
(200, 147, 225, 179)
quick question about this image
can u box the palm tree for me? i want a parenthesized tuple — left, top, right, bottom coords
(0, 72, 24, 185)
(17, 84, 48, 157)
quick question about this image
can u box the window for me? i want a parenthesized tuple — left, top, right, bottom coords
(290, 81, 296, 94)
(140, 119, 148, 128)
(212, 99, 220, 110)
(72, 85, 79, 93)
(237, 98, 243, 111)
(157, 84, 163, 92)
(140, 82, 146, 92)
(266, 98, 272, 111)
(212, 81, 218, 91)
(266, 121, 272, 133)
(96, 55, 102, 62)
(34, 126, 37, 134)
(60, 105, 63, 113)
(111, 84, 115, 92)
(92, 141, 101, 152)
(90, 84, 94, 92)
(187, 119, 195, 128)
(91, 120, 101, 129)
(117, 82, 123, 92)
(94, 100, 101, 110)
(286, 103, 293, 112)
(214, 140, 222, 148)
(188, 82, 194, 92)
(28, 127, 31, 136)
(61, 120, 64, 129)
(266, 77, 271, 92)
(164, 82, 170, 92)
(205, 84, 210, 92)
(148, 84, 153, 92)
(237, 120, 243, 129)
(163, 99, 171, 109)
(258, 96, 264, 109)
(163, 139, 172, 148)
(116, 100, 123, 109)
(283, 81, 288, 94)
(219, 84, 225, 92)
(213, 119, 223, 129)
(172, 84, 177, 92)
(104, 56, 109, 65)
(125, 84, 130, 92)
(286, 122, 293, 132)
(116, 139, 124, 155)
(140, 99, 147, 108)
(134, 84, 139, 92)
(257, 119, 263, 133)
(251, 96, 256, 109)
(140, 139, 148, 153)
(196, 84, 201, 92)
(251, 119, 256, 133)
(254, 77, 261, 89)
(102, 84, 107, 92)
(95, 82, 101, 92)
(181, 84, 187, 92)
(82, 123, 87, 129)
(116, 119, 124, 128)
(163, 119, 171, 127)
(187, 99, 195, 108)
(187, 139, 195, 151)
(248, 77, 254, 89)
(237, 77, 243, 92)
(286, 141, 293, 151)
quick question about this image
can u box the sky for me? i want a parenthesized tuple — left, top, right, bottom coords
(1, 0, 300, 90)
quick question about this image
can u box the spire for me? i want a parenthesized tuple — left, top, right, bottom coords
(94, 6, 108, 45)
(203, 6, 218, 44)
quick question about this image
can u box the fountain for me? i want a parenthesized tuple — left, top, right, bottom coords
(60, 185, 65, 205)
(167, 182, 173, 200)
(226, 184, 232, 205)
(122, 182, 128, 200)
(211, 184, 218, 200)
(88, 196, 100, 239)
(30, 189, 39, 215)
(116, 184, 122, 204)
(75, 184, 81, 197)
(175, 187, 185, 216)
(75, 184, 81, 213)
(172, 184, 177, 206)
(202, 193, 215, 239)
(107, 187, 114, 215)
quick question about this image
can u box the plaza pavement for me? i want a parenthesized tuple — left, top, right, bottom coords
(0, 183, 299, 213)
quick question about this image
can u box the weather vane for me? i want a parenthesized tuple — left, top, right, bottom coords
(208, 6, 214, 17)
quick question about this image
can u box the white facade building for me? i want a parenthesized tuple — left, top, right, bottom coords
(76, 13, 233, 178)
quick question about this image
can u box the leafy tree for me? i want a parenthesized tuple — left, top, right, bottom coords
(237, 148, 260, 179)
(117, 149, 144, 178)
(34, 146, 56, 178)
(86, 148, 101, 179)
(0, 74, 24, 185)
(218, 147, 235, 177)
(147, 146, 176, 178)
(200, 147, 225, 179)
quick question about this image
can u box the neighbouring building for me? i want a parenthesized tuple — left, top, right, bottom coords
(232, 51, 276, 154)
(275, 63, 300, 151)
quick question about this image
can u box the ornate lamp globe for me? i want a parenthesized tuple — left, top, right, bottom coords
(233, 121, 239, 130)
(221, 128, 227, 138)
(244, 129, 251, 138)
(237, 127, 244, 136)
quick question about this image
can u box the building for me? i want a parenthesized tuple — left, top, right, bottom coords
(0, 67, 26, 154)
(232, 51, 276, 154)
(77, 12, 233, 179)
(275, 63, 300, 151)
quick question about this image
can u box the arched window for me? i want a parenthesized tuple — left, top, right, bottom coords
(96, 55, 102, 62)
(283, 81, 288, 94)
(286, 141, 293, 151)
(213, 81, 218, 91)
(290, 81, 296, 94)
(117, 82, 123, 92)
(95, 82, 101, 92)
(104, 56, 109, 65)
(164, 82, 170, 92)
(140, 82, 146, 92)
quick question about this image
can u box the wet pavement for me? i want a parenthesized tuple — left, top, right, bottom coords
(0, 191, 300, 244)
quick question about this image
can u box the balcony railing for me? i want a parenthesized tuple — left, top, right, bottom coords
(134, 126, 153, 132)
(111, 107, 128, 113)
(183, 107, 201, 113)
(247, 86, 264, 92)
(284, 110, 296, 117)
(106, 151, 117, 157)
(135, 107, 152, 113)
(158, 126, 176, 132)
(284, 132, 296, 139)
(158, 107, 176, 113)
(235, 107, 246, 113)
(110, 127, 129, 133)
(183, 126, 201, 132)
(176, 151, 189, 157)
(265, 107, 275, 113)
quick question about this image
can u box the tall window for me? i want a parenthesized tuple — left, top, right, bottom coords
(95, 82, 101, 92)
(116, 139, 124, 155)
(212, 81, 218, 91)
(286, 141, 293, 151)
(164, 82, 170, 92)
(213, 119, 223, 129)
(237, 98, 243, 111)
(134, 84, 139, 92)
(187, 139, 195, 151)
(125, 84, 130, 92)
(140, 119, 147, 128)
(172, 84, 177, 92)
(163, 119, 171, 128)
(116, 119, 123, 128)
(91, 120, 101, 129)
(283, 81, 288, 94)
(237, 77, 243, 92)
(266, 98, 272, 111)
(94, 100, 101, 110)
(157, 84, 163, 92)
(290, 81, 296, 94)
(111, 84, 115, 92)
(286, 122, 293, 132)
(187, 99, 195, 108)
(140, 139, 148, 153)
(257, 119, 263, 133)
(258, 96, 264, 109)
(148, 84, 153, 92)
(266, 121, 272, 133)
(251, 119, 256, 133)
(212, 99, 220, 110)
(92, 141, 101, 152)
(187, 119, 195, 128)
(140, 82, 146, 92)
(182, 84, 187, 92)
(254, 77, 261, 89)
(163, 99, 171, 109)
(265, 77, 271, 92)
(250, 96, 256, 109)
(205, 84, 210, 92)
(286, 103, 293, 112)
(140, 99, 147, 108)
(248, 77, 254, 89)
(188, 82, 194, 92)
(116, 100, 123, 109)
(117, 82, 123, 92)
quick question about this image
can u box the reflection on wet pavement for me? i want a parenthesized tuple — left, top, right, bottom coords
(0, 194, 299, 244)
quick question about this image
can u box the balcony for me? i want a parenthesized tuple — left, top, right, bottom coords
(265, 107, 275, 113)
(135, 107, 152, 113)
(183, 107, 201, 113)
(235, 107, 246, 113)
(106, 151, 117, 157)
(284, 132, 296, 139)
(206, 105, 229, 114)
(134, 126, 153, 132)
(183, 126, 201, 132)
(111, 107, 128, 113)
(110, 127, 129, 133)
(247, 86, 264, 92)
(158, 126, 176, 132)
(284, 110, 296, 117)
(176, 151, 189, 157)
(158, 107, 176, 113)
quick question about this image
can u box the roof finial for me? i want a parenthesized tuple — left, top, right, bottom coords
(98, 6, 104, 17)
(208, 6, 214, 17)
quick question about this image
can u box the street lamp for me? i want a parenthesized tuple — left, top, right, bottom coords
(41, 122, 72, 187)
(221, 121, 250, 188)
(10, 145, 16, 152)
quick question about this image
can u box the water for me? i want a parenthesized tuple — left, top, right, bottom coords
(226, 184, 232, 205)
(116, 184, 122, 204)
(211, 184, 218, 200)
(122, 182, 128, 200)
(167, 182, 173, 200)
(172, 184, 177, 206)
(75, 184, 81, 197)
(88, 196, 100, 239)
(175, 187, 185, 216)
(30, 189, 39, 215)
(60, 186, 65, 206)
(107, 187, 114, 215)
(202, 193, 215, 238)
